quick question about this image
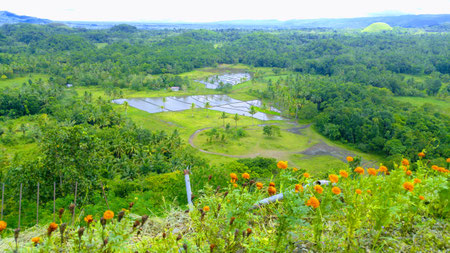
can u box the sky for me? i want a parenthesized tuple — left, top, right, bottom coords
(3, 0, 450, 22)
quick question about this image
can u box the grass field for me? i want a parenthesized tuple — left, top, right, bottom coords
(393, 96, 450, 116)
(0, 74, 49, 89)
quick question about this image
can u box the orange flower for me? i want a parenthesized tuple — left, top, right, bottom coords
(230, 173, 238, 183)
(354, 167, 364, 175)
(329, 174, 339, 183)
(314, 185, 323, 194)
(295, 184, 303, 193)
(277, 161, 288, 169)
(31, 237, 41, 244)
(48, 222, 58, 233)
(203, 206, 210, 212)
(339, 170, 349, 178)
(403, 182, 414, 192)
(242, 173, 250, 180)
(332, 187, 341, 195)
(346, 156, 354, 162)
(233, 183, 238, 188)
(378, 166, 388, 173)
(303, 173, 310, 178)
(0, 221, 6, 232)
(406, 170, 412, 176)
(355, 189, 362, 195)
(268, 186, 276, 196)
(400, 165, 407, 171)
(447, 158, 450, 163)
(305, 196, 320, 208)
(103, 210, 114, 220)
(367, 189, 371, 194)
(418, 152, 425, 158)
(84, 215, 93, 223)
(401, 159, 409, 166)
(368, 168, 377, 176)
(419, 195, 425, 200)
(292, 167, 298, 172)
(256, 182, 263, 190)
(413, 178, 421, 184)
(431, 165, 438, 170)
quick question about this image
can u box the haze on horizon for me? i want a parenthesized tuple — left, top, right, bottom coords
(3, 0, 450, 23)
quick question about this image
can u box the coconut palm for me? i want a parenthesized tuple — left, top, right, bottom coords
(219, 112, 228, 127)
(249, 106, 257, 125)
(233, 113, 240, 128)
(123, 101, 129, 115)
(191, 103, 195, 117)
(204, 102, 211, 118)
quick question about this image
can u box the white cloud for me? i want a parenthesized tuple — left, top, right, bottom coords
(2, 0, 449, 22)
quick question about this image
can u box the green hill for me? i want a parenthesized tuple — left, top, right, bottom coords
(362, 22, 393, 32)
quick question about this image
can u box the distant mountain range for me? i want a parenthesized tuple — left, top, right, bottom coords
(1, 10, 449, 30)
(0, 11, 50, 24)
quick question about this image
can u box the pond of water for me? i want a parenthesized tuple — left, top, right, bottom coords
(196, 73, 251, 89)
(112, 95, 283, 121)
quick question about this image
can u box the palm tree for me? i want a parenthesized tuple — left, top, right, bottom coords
(123, 101, 129, 115)
(249, 106, 257, 125)
(204, 102, 211, 118)
(233, 113, 240, 128)
(162, 96, 167, 109)
(191, 103, 195, 117)
(219, 112, 228, 127)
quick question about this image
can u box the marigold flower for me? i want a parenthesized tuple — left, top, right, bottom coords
(47, 222, 58, 234)
(0, 221, 6, 232)
(332, 187, 341, 195)
(242, 173, 250, 180)
(355, 189, 362, 194)
(403, 182, 414, 192)
(447, 158, 450, 163)
(293, 167, 298, 172)
(378, 166, 388, 173)
(268, 186, 276, 196)
(400, 165, 407, 171)
(84, 215, 93, 223)
(413, 178, 421, 184)
(329, 174, 339, 183)
(269, 182, 275, 187)
(354, 167, 364, 175)
(306, 196, 320, 208)
(418, 152, 425, 158)
(203, 206, 210, 212)
(103, 210, 114, 220)
(295, 184, 303, 193)
(367, 189, 371, 194)
(368, 168, 377, 176)
(256, 182, 263, 190)
(406, 170, 412, 176)
(346, 156, 354, 162)
(314, 185, 323, 194)
(401, 159, 409, 166)
(277, 161, 288, 169)
(339, 170, 349, 178)
(230, 173, 238, 183)
(303, 173, 310, 178)
(31, 237, 41, 244)
(233, 183, 238, 188)
(419, 195, 425, 200)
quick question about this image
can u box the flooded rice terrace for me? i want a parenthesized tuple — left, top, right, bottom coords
(113, 95, 283, 121)
(196, 73, 251, 89)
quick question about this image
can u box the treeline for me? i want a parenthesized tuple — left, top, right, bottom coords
(0, 24, 449, 96)
(260, 74, 449, 160)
